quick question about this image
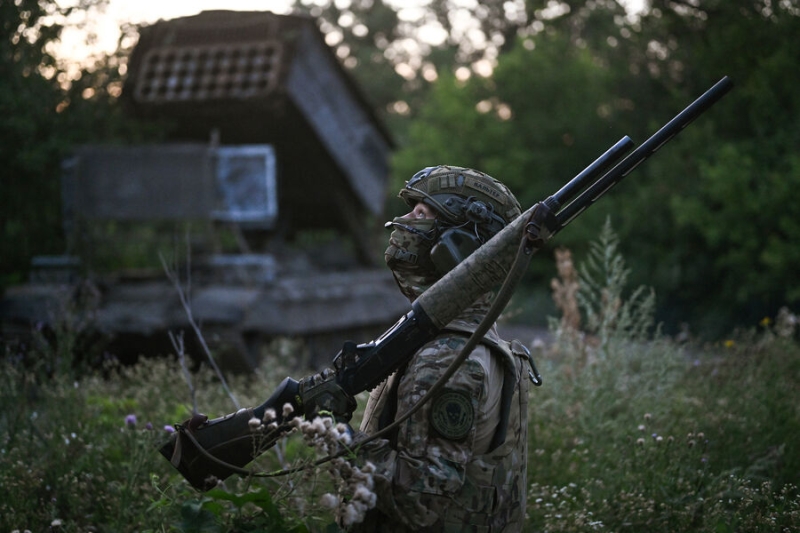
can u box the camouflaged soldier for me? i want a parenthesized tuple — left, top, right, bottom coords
(350, 166, 533, 533)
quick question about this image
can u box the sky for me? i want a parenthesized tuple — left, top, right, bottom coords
(58, 0, 293, 66)
(56, 0, 646, 68)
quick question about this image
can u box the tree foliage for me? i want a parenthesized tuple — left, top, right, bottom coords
(1, 0, 157, 285)
(4, 0, 799, 336)
(391, 0, 800, 336)
(1, 0, 72, 284)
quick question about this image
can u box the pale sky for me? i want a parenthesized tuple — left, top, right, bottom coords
(56, 0, 646, 68)
(57, 1, 293, 66)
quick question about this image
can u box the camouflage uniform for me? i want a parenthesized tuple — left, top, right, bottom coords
(351, 297, 531, 533)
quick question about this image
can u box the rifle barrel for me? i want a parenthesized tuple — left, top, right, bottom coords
(549, 136, 635, 211)
(556, 76, 734, 229)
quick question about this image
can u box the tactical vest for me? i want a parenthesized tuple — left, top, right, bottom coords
(438, 326, 531, 533)
(357, 326, 532, 533)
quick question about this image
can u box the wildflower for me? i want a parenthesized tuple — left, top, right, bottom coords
(145, 422, 153, 430)
(319, 493, 339, 510)
(688, 439, 696, 448)
(637, 424, 646, 432)
(361, 461, 376, 475)
(341, 503, 362, 527)
(163, 425, 175, 433)
(203, 475, 221, 488)
(262, 408, 276, 423)
(125, 414, 137, 428)
(697, 432, 705, 440)
(636, 438, 645, 447)
(724, 339, 735, 349)
(644, 413, 652, 421)
(336, 422, 353, 446)
(330, 469, 378, 527)
(353, 484, 377, 507)
(248, 417, 263, 432)
(775, 307, 798, 337)
(283, 402, 294, 417)
(655, 436, 663, 444)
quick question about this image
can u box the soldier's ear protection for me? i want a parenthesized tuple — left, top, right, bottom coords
(429, 197, 507, 275)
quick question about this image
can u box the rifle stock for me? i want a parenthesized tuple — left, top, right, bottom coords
(159, 77, 733, 491)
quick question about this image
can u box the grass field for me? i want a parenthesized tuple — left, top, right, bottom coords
(2, 226, 798, 532)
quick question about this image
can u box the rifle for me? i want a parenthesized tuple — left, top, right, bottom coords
(160, 76, 734, 491)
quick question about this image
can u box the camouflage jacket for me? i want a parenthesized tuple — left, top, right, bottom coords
(350, 303, 532, 533)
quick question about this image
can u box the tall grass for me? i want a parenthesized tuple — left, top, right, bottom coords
(1, 221, 798, 531)
(530, 220, 800, 532)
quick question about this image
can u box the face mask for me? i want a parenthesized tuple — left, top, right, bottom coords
(384, 216, 440, 300)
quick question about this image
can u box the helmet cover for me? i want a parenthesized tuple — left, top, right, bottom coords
(387, 165, 522, 284)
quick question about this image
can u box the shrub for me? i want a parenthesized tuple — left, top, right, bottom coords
(526, 222, 800, 532)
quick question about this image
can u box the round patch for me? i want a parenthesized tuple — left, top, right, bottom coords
(429, 389, 474, 440)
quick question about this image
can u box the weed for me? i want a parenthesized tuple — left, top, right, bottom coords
(527, 221, 800, 532)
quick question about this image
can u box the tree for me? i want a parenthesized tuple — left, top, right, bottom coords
(290, 0, 539, 144)
(392, 0, 800, 336)
(1, 0, 158, 285)
(1, 0, 77, 284)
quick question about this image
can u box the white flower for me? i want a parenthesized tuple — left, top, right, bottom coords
(248, 417, 263, 432)
(353, 485, 377, 507)
(319, 493, 339, 509)
(341, 502, 363, 527)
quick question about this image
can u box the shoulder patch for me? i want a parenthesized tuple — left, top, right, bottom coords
(429, 389, 474, 441)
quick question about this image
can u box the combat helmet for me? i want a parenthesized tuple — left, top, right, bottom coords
(398, 165, 522, 274)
